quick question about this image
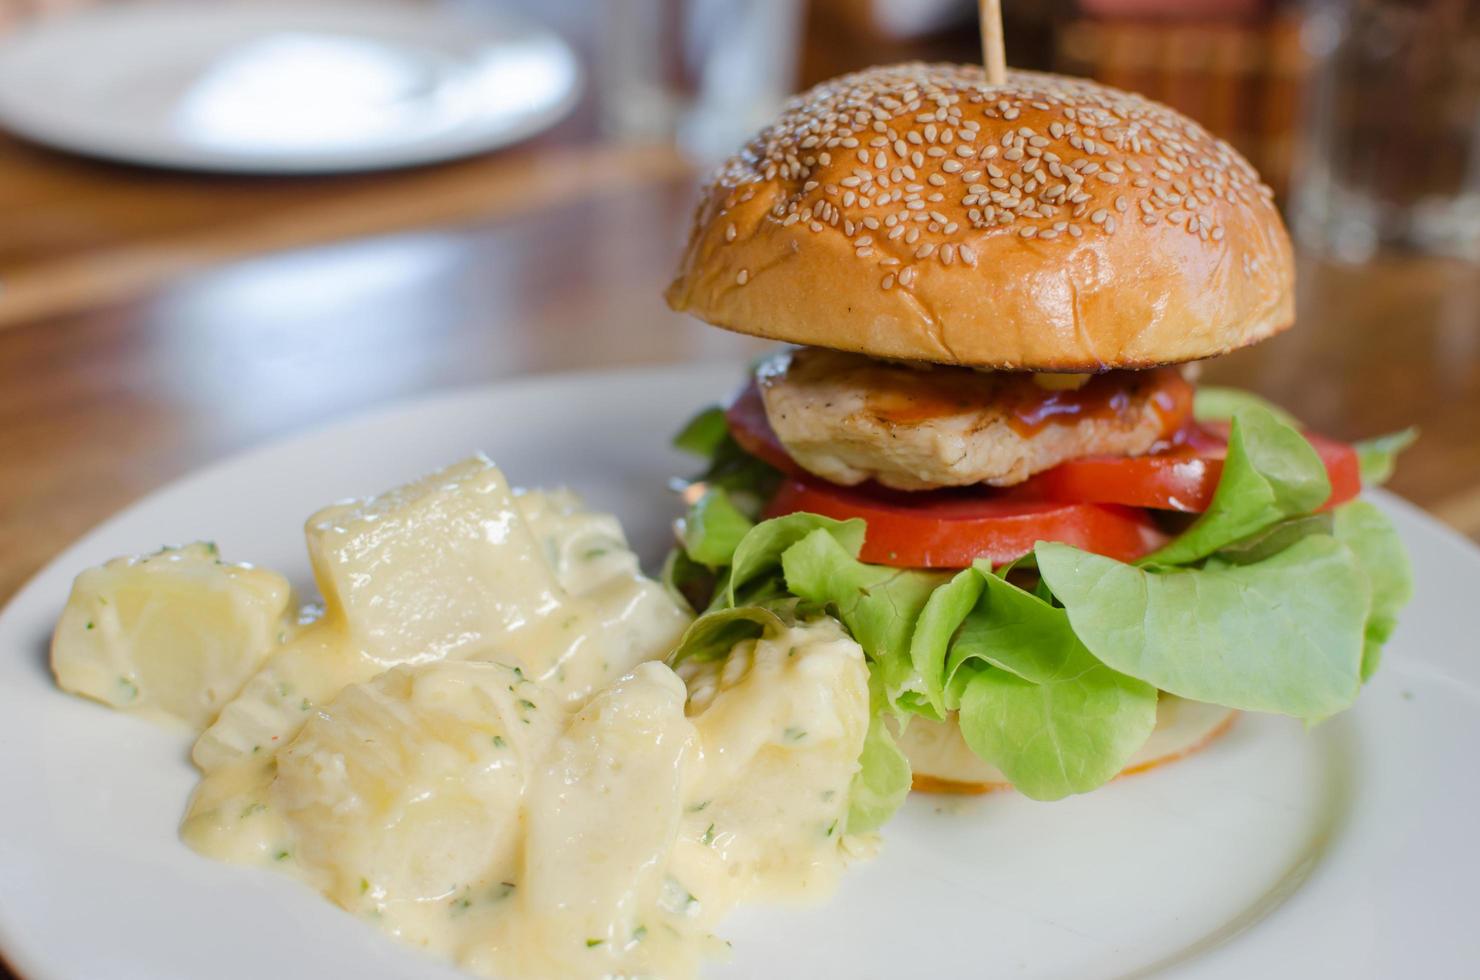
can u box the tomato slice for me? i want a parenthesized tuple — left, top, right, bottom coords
(1018, 421, 1362, 512)
(765, 475, 1168, 568)
(728, 380, 1361, 514)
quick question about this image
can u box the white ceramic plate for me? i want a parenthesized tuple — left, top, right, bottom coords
(1, 364, 1476, 979)
(0, 0, 580, 174)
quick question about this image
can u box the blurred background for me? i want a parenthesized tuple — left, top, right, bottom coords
(0, 0, 1477, 604)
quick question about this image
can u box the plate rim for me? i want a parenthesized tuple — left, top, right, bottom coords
(0, 0, 583, 175)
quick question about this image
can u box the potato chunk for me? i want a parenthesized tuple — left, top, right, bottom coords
(51, 543, 292, 730)
(271, 661, 561, 918)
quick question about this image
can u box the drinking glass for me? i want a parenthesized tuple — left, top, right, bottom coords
(1292, 0, 1480, 262)
(594, 0, 805, 162)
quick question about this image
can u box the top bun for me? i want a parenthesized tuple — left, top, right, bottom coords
(666, 64, 1294, 371)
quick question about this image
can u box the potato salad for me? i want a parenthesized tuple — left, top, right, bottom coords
(51, 455, 878, 980)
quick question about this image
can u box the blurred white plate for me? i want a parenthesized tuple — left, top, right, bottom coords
(0, 364, 1477, 978)
(0, 0, 580, 173)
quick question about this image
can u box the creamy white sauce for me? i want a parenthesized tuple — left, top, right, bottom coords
(57, 455, 874, 980)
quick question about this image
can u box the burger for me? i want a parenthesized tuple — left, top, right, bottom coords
(660, 64, 1412, 819)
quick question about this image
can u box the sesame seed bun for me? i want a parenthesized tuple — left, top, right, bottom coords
(898, 696, 1238, 795)
(666, 64, 1295, 371)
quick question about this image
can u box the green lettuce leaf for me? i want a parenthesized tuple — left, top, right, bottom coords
(781, 528, 947, 709)
(673, 405, 730, 458)
(1352, 428, 1418, 487)
(1213, 513, 1333, 566)
(909, 568, 984, 718)
(1194, 386, 1300, 427)
(942, 571, 1157, 800)
(667, 603, 795, 667)
(671, 407, 780, 518)
(846, 672, 913, 834)
(678, 488, 754, 568)
(1037, 535, 1370, 719)
(1147, 406, 1331, 565)
(660, 546, 715, 613)
(1333, 501, 1413, 681)
(727, 513, 866, 607)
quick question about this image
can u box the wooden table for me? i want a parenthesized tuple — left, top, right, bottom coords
(3, 135, 1479, 612)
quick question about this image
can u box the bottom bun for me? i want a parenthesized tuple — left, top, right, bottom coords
(898, 696, 1238, 795)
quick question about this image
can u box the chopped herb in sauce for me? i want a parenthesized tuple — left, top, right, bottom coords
(825, 820, 839, 838)
(273, 850, 291, 862)
(585, 939, 604, 948)
(660, 877, 699, 914)
(783, 726, 807, 742)
(582, 547, 610, 561)
(489, 882, 516, 901)
(685, 800, 710, 813)
(117, 677, 139, 701)
(517, 699, 538, 712)
(299, 698, 311, 712)
(491, 735, 506, 748)
(700, 823, 717, 846)
(85, 622, 95, 631)
(631, 925, 648, 943)
(240, 802, 267, 819)
(359, 878, 370, 894)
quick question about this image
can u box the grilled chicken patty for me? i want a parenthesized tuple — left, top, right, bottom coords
(757, 348, 1192, 490)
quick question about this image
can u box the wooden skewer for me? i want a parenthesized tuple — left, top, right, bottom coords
(978, 0, 1007, 85)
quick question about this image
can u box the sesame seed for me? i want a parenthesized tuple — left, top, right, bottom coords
(736, 270, 749, 285)
(699, 63, 1261, 265)
(881, 273, 896, 290)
